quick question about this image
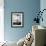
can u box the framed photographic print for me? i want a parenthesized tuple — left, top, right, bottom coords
(11, 12, 24, 28)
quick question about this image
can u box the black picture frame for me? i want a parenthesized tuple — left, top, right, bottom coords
(11, 12, 24, 28)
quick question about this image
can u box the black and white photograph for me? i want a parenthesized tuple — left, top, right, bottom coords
(11, 12, 24, 27)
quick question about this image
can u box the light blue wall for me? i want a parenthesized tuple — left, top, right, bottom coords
(40, 0, 46, 27)
(4, 0, 40, 42)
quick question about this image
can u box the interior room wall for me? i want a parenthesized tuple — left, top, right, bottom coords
(40, 0, 46, 27)
(0, 0, 4, 42)
(4, 0, 40, 42)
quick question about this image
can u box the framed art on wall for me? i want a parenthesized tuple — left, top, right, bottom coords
(11, 12, 24, 28)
